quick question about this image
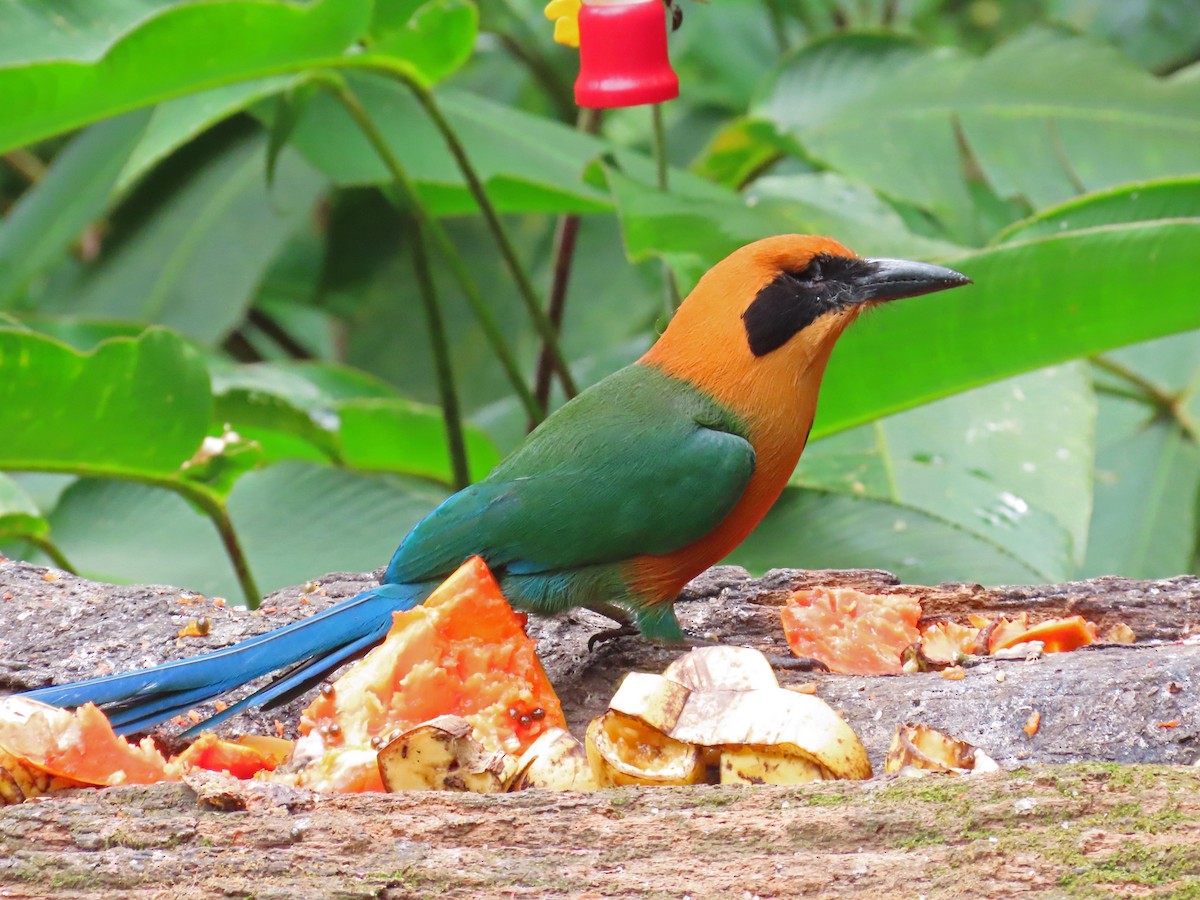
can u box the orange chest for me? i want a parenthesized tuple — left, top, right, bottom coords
(626, 358, 831, 600)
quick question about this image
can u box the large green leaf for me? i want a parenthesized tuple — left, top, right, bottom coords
(42, 465, 447, 597)
(814, 217, 1200, 439)
(0, 0, 192, 67)
(0, 0, 371, 153)
(0, 327, 209, 477)
(729, 488, 1049, 584)
(1082, 329, 1200, 579)
(757, 30, 1200, 237)
(0, 110, 151, 307)
(792, 364, 1095, 580)
(995, 177, 1200, 243)
(118, 76, 302, 193)
(608, 167, 959, 292)
(283, 77, 612, 215)
(62, 134, 326, 344)
(0, 472, 50, 548)
(1084, 413, 1200, 579)
(210, 361, 501, 482)
(371, 0, 479, 86)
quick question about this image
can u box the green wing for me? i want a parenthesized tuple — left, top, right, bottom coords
(385, 365, 754, 583)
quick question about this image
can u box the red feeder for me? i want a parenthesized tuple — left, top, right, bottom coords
(575, 0, 679, 109)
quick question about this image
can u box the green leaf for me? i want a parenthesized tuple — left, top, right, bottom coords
(0, 0, 192, 67)
(283, 77, 612, 215)
(689, 117, 787, 190)
(43, 465, 447, 597)
(0, 327, 210, 477)
(1083, 414, 1200, 579)
(0, 0, 371, 153)
(64, 134, 327, 344)
(607, 166, 960, 292)
(995, 177, 1200, 244)
(121, 76, 303, 194)
(814, 218, 1200, 439)
(338, 398, 499, 482)
(729, 488, 1048, 584)
(0, 110, 152, 306)
(794, 364, 1096, 578)
(757, 30, 1200, 237)
(371, 0, 479, 87)
(210, 361, 500, 482)
(0, 472, 49, 544)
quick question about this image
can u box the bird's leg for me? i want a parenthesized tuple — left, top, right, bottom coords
(584, 602, 641, 651)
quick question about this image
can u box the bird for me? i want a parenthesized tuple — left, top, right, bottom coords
(24, 235, 970, 736)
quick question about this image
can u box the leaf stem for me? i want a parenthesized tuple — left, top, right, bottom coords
(28, 536, 76, 575)
(5, 461, 262, 606)
(1092, 355, 1200, 443)
(651, 103, 681, 312)
(406, 85, 578, 397)
(411, 222, 471, 489)
(324, 77, 544, 423)
(762, 0, 789, 53)
(194, 494, 263, 610)
(531, 108, 601, 426)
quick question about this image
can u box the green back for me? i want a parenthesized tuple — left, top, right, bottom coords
(385, 364, 755, 584)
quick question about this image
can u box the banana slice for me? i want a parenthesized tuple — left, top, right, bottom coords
(377, 715, 518, 792)
(586, 649, 871, 786)
(884, 723, 998, 775)
(719, 745, 826, 785)
(662, 645, 779, 692)
(586, 711, 706, 787)
(509, 727, 597, 791)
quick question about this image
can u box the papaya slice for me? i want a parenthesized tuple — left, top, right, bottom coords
(0, 697, 172, 787)
(780, 587, 922, 675)
(288, 556, 566, 792)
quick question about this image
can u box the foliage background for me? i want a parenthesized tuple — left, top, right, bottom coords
(1, 0, 1198, 606)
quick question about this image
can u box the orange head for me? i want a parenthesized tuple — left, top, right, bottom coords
(640, 234, 971, 425)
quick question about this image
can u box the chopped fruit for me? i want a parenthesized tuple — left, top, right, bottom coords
(175, 733, 285, 779)
(986, 614, 1030, 653)
(781, 587, 921, 675)
(287, 557, 565, 792)
(919, 621, 982, 663)
(1024, 710, 1041, 737)
(940, 666, 966, 681)
(177, 618, 210, 638)
(0, 697, 171, 787)
(884, 723, 998, 775)
(992, 615, 1096, 654)
(1103, 623, 1136, 644)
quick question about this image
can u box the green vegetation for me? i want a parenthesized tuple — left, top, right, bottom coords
(1, 0, 1198, 604)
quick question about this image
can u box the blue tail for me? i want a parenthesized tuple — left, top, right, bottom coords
(23, 582, 428, 737)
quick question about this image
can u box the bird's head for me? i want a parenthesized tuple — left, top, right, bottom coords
(642, 235, 971, 392)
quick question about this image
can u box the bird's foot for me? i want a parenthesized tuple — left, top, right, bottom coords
(587, 623, 641, 652)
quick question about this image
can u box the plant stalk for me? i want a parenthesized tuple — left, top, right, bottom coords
(651, 103, 682, 312)
(408, 86, 579, 397)
(412, 222, 472, 490)
(531, 108, 602, 425)
(325, 78, 544, 423)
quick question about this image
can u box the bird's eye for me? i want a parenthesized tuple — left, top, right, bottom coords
(801, 259, 823, 283)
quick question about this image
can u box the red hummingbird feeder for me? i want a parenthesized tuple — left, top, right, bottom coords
(574, 0, 680, 109)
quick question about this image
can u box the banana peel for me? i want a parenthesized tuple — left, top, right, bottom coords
(377, 715, 518, 792)
(510, 727, 597, 791)
(587, 647, 871, 786)
(884, 722, 999, 776)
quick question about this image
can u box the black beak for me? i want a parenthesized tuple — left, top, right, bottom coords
(854, 258, 972, 304)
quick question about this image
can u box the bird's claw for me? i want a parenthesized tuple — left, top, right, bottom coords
(587, 623, 641, 652)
